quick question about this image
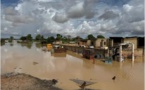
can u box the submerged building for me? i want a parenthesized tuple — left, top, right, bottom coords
(78, 36, 144, 49)
(109, 37, 144, 49)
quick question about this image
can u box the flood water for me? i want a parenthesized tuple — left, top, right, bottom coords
(1, 41, 144, 90)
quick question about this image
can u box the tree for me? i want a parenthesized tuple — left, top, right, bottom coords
(10, 36, 14, 40)
(56, 34, 62, 40)
(35, 34, 41, 41)
(97, 35, 105, 38)
(62, 36, 67, 40)
(9, 36, 14, 42)
(50, 36, 55, 40)
(47, 36, 55, 43)
(35, 34, 45, 41)
(0, 39, 5, 46)
(87, 34, 95, 40)
(62, 36, 68, 43)
(41, 35, 44, 41)
(72, 36, 82, 42)
(76, 36, 82, 41)
(20, 36, 27, 41)
(67, 35, 71, 40)
(26, 34, 32, 41)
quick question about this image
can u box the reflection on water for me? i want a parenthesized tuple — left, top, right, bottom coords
(19, 42, 33, 49)
(10, 43, 14, 46)
(35, 42, 43, 48)
(1, 41, 144, 90)
(1, 41, 6, 46)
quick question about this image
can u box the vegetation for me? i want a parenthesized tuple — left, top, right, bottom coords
(62, 35, 72, 43)
(97, 35, 105, 38)
(19, 34, 33, 42)
(87, 34, 96, 40)
(10, 36, 14, 40)
(47, 36, 55, 43)
(26, 34, 33, 41)
(62, 36, 68, 43)
(0, 39, 6, 46)
(35, 34, 42, 41)
(72, 36, 82, 42)
(17, 34, 105, 44)
(20, 36, 27, 41)
(56, 34, 62, 40)
(8, 36, 14, 42)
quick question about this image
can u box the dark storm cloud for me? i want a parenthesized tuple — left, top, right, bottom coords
(99, 10, 119, 20)
(52, 12, 69, 23)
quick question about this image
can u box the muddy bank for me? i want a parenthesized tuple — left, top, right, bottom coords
(1, 72, 62, 90)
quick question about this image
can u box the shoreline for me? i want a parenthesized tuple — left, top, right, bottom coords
(1, 72, 62, 90)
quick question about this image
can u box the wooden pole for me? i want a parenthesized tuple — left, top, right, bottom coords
(120, 45, 122, 62)
(132, 44, 134, 62)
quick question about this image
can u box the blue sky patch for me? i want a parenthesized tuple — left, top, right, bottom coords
(1, 0, 20, 6)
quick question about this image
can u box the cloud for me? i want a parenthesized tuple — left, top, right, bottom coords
(123, 4, 144, 23)
(67, 2, 85, 18)
(99, 10, 119, 20)
(83, 0, 97, 18)
(37, 0, 53, 2)
(131, 20, 144, 35)
(123, 4, 132, 12)
(4, 7, 18, 15)
(1, 0, 144, 38)
(114, 0, 144, 35)
(52, 12, 69, 23)
(67, 0, 97, 19)
(5, 15, 34, 24)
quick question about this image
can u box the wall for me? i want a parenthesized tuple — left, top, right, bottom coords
(87, 40, 91, 46)
(78, 41, 87, 46)
(94, 38, 108, 48)
(123, 38, 137, 49)
(122, 48, 143, 58)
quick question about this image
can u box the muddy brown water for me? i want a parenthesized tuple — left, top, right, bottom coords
(1, 41, 144, 90)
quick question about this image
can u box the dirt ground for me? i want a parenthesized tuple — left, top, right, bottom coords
(1, 72, 62, 90)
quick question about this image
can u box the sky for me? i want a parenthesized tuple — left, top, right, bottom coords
(1, 0, 144, 38)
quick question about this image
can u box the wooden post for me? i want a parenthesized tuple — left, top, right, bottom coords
(143, 48, 144, 62)
(120, 45, 122, 62)
(132, 44, 134, 62)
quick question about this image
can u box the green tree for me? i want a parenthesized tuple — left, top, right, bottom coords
(9, 36, 14, 42)
(26, 34, 32, 41)
(62, 36, 68, 43)
(62, 36, 67, 40)
(76, 36, 82, 41)
(97, 35, 105, 38)
(47, 36, 55, 43)
(0, 39, 5, 46)
(87, 34, 95, 40)
(10, 36, 14, 40)
(67, 35, 71, 40)
(41, 35, 44, 40)
(72, 36, 82, 42)
(56, 34, 62, 40)
(49, 36, 55, 41)
(35, 34, 41, 41)
(62, 35, 72, 43)
(20, 36, 27, 41)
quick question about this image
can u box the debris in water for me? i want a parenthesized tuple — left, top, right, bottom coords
(33, 62, 38, 65)
(112, 76, 116, 81)
(70, 79, 97, 90)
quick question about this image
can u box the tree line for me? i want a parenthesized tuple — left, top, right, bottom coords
(1, 34, 105, 44)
